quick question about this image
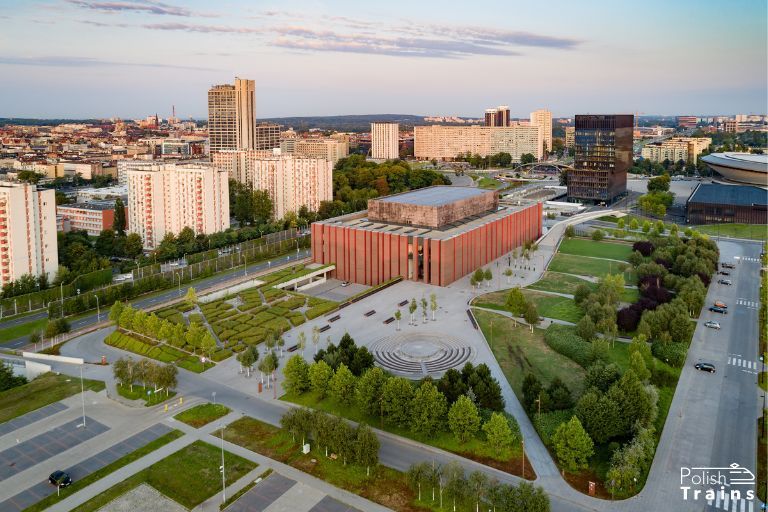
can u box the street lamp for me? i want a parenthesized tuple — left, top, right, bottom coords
(212, 391, 216, 405)
(79, 365, 86, 428)
(175, 273, 182, 295)
(94, 295, 100, 322)
(219, 424, 226, 503)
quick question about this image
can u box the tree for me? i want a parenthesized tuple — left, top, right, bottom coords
(505, 287, 527, 317)
(523, 301, 540, 332)
(483, 268, 492, 288)
(551, 416, 594, 472)
(113, 198, 126, 235)
(112, 357, 133, 390)
(482, 412, 517, 453)
(630, 351, 651, 383)
(409, 298, 418, 325)
(29, 330, 41, 347)
(617, 218, 625, 230)
(283, 355, 311, 394)
(354, 424, 380, 476)
(564, 225, 575, 238)
(356, 367, 388, 416)
(309, 360, 333, 398)
(95, 229, 116, 257)
(448, 395, 481, 443)
(311, 326, 320, 355)
(329, 363, 357, 405)
(591, 229, 605, 241)
(642, 220, 651, 234)
(124, 233, 143, 258)
(575, 316, 597, 341)
(297, 331, 307, 354)
(429, 293, 437, 321)
(473, 268, 485, 288)
(237, 346, 258, 377)
(184, 287, 197, 306)
(573, 284, 592, 305)
(381, 377, 414, 427)
(630, 218, 639, 230)
(503, 268, 513, 284)
(109, 301, 125, 324)
(281, 407, 313, 446)
(520, 153, 536, 165)
(547, 377, 574, 410)
(468, 470, 489, 512)
(407, 462, 431, 502)
(394, 309, 402, 330)
(522, 373, 543, 414)
(410, 381, 448, 436)
(420, 297, 428, 323)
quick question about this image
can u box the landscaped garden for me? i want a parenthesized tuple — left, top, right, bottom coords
(73, 441, 256, 512)
(474, 230, 720, 499)
(174, 402, 231, 428)
(557, 238, 634, 261)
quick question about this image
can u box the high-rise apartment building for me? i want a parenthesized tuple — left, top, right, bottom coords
(254, 122, 280, 150)
(0, 183, 58, 287)
(568, 115, 634, 204)
(371, 122, 400, 160)
(126, 163, 229, 249)
(281, 139, 349, 164)
(530, 109, 553, 154)
(207, 78, 256, 153)
(484, 106, 510, 127)
(565, 127, 575, 149)
(640, 137, 712, 164)
(212, 151, 333, 220)
(414, 125, 543, 162)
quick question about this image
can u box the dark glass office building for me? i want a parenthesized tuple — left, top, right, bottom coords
(568, 114, 634, 204)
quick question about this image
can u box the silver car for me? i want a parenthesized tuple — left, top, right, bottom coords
(704, 320, 720, 330)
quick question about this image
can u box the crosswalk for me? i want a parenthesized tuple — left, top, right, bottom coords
(736, 257, 761, 263)
(728, 356, 760, 374)
(736, 298, 759, 309)
(706, 494, 755, 512)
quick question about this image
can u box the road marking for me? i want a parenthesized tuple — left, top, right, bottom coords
(715, 494, 721, 508)
(728, 357, 760, 370)
(736, 299, 759, 309)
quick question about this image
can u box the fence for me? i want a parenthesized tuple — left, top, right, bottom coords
(49, 234, 311, 318)
(0, 268, 113, 319)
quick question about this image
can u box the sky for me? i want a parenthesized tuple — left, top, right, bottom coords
(0, 0, 766, 119)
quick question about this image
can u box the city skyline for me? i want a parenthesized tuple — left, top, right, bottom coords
(0, 0, 766, 119)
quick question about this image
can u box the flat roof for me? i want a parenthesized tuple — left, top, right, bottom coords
(688, 183, 767, 207)
(318, 201, 533, 241)
(375, 186, 491, 207)
(58, 202, 115, 211)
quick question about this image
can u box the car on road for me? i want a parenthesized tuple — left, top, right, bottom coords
(709, 306, 728, 314)
(718, 279, 732, 285)
(721, 262, 735, 269)
(718, 271, 730, 276)
(341, 281, 350, 287)
(49, 470, 72, 488)
(714, 301, 728, 309)
(694, 362, 716, 373)
(704, 320, 721, 329)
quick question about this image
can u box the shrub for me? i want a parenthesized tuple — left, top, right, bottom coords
(288, 313, 306, 327)
(211, 349, 232, 362)
(306, 302, 338, 320)
(633, 241, 655, 257)
(532, 409, 574, 446)
(281, 296, 307, 310)
(651, 342, 687, 368)
(267, 306, 289, 317)
(650, 361, 679, 387)
(262, 317, 291, 334)
(543, 324, 592, 367)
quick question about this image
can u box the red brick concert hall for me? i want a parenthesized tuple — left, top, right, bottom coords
(311, 186, 542, 287)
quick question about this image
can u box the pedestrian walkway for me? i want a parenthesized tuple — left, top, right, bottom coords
(736, 298, 759, 309)
(706, 493, 755, 512)
(727, 355, 760, 374)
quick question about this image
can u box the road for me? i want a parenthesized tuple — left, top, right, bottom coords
(0, 248, 311, 349)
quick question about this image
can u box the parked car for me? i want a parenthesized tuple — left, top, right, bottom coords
(704, 321, 721, 329)
(694, 362, 716, 373)
(49, 471, 72, 488)
(341, 281, 350, 287)
(714, 301, 728, 309)
(709, 306, 728, 314)
(721, 262, 735, 269)
(717, 279, 732, 285)
(718, 271, 730, 276)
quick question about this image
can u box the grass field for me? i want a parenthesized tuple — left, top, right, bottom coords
(116, 384, 176, 407)
(221, 416, 437, 512)
(558, 238, 633, 261)
(174, 403, 230, 428)
(73, 441, 256, 512)
(24, 430, 183, 512)
(474, 309, 585, 397)
(474, 288, 584, 324)
(548, 253, 635, 282)
(0, 373, 105, 424)
(0, 317, 47, 343)
(527, 271, 639, 304)
(477, 177, 500, 189)
(695, 223, 768, 241)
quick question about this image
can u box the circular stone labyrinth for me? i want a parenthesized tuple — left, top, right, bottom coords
(368, 332, 474, 378)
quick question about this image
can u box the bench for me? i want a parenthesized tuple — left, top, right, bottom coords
(318, 325, 331, 333)
(364, 310, 376, 317)
(383, 317, 395, 324)
(328, 315, 341, 323)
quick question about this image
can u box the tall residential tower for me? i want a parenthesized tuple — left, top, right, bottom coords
(530, 109, 553, 154)
(207, 78, 256, 153)
(371, 122, 399, 160)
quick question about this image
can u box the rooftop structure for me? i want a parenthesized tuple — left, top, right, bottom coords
(701, 152, 768, 186)
(687, 182, 767, 224)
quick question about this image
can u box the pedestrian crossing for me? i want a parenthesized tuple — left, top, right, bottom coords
(706, 494, 755, 512)
(736, 298, 759, 309)
(728, 356, 760, 373)
(736, 257, 761, 263)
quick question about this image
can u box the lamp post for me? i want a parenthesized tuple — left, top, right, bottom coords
(175, 273, 182, 295)
(219, 424, 226, 503)
(94, 295, 100, 322)
(212, 391, 217, 405)
(79, 365, 86, 428)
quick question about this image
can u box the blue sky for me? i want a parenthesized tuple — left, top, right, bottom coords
(0, 0, 766, 119)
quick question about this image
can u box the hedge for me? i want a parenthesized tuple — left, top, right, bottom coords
(543, 324, 592, 368)
(188, 313, 204, 324)
(262, 289, 286, 301)
(288, 313, 306, 327)
(176, 302, 195, 313)
(266, 306, 289, 317)
(281, 296, 306, 310)
(251, 311, 276, 325)
(305, 302, 338, 320)
(211, 349, 233, 362)
(261, 317, 291, 334)
(651, 341, 688, 368)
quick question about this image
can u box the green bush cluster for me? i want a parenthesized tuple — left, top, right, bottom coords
(306, 301, 337, 320)
(105, 331, 186, 364)
(532, 409, 574, 446)
(543, 324, 594, 368)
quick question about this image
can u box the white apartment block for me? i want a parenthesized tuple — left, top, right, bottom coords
(371, 122, 399, 160)
(0, 183, 58, 287)
(414, 125, 543, 162)
(212, 151, 332, 220)
(565, 127, 575, 149)
(126, 163, 229, 249)
(530, 109, 553, 154)
(640, 137, 712, 164)
(281, 139, 349, 164)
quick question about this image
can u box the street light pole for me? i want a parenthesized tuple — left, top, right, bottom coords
(94, 295, 100, 322)
(219, 424, 226, 503)
(79, 365, 86, 428)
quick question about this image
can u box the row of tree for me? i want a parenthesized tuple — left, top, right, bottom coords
(282, 358, 514, 447)
(453, 152, 537, 169)
(112, 356, 178, 395)
(407, 461, 549, 512)
(504, 288, 541, 332)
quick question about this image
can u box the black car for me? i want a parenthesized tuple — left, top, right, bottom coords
(717, 279, 732, 285)
(721, 263, 735, 269)
(709, 306, 728, 314)
(49, 470, 72, 488)
(695, 362, 716, 373)
(718, 271, 730, 276)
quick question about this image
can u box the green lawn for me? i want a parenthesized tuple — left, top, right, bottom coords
(116, 384, 177, 407)
(0, 373, 105, 424)
(477, 177, 501, 189)
(558, 238, 633, 261)
(0, 317, 48, 343)
(548, 253, 636, 282)
(474, 288, 584, 323)
(695, 223, 768, 241)
(220, 416, 437, 512)
(174, 403, 231, 428)
(474, 309, 585, 397)
(527, 271, 639, 304)
(73, 441, 256, 512)
(23, 430, 183, 512)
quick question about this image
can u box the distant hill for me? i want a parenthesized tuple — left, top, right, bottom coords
(259, 114, 477, 132)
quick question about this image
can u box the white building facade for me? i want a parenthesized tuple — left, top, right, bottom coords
(371, 122, 399, 160)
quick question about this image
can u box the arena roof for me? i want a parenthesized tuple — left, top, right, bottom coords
(687, 183, 768, 207)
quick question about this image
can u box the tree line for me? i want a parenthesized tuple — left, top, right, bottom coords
(112, 356, 178, 396)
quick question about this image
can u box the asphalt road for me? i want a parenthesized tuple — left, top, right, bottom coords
(0, 248, 311, 349)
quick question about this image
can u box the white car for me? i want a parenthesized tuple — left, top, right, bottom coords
(704, 321, 720, 330)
